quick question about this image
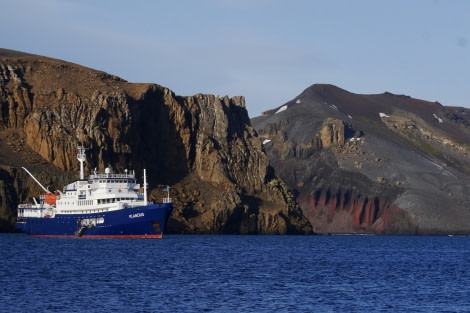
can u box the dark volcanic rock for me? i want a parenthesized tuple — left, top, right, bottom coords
(252, 84, 470, 235)
(0, 48, 312, 234)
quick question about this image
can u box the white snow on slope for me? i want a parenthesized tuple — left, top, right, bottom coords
(348, 137, 362, 142)
(379, 113, 389, 118)
(433, 114, 443, 123)
(263, 139, 271, 145)
(275, 105, 287, 114)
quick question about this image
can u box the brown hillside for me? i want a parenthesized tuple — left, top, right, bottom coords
(0, 48, 312, 234)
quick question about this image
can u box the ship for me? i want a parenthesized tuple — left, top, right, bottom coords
(15, 146, 174, 238)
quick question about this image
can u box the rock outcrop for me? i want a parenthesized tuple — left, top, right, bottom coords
(252, 84, 470, 235)
(0, 48, 312, 234)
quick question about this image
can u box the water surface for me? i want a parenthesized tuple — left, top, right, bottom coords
(1, 234, 469, 312)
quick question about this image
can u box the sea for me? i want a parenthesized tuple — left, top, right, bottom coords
(1, 234, 469, 313)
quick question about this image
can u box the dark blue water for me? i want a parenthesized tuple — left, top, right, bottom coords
(1, 234, 469, 312)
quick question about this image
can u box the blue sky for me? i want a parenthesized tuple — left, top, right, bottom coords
(2, 0, 469, 117)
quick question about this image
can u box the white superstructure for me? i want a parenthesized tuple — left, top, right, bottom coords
(17, 146, 171, 220)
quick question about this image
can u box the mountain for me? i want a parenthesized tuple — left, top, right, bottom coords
(0, 48, 312, 234)
(252, 84, 470, 235)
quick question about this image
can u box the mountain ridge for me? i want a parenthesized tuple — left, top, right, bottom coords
(3, 46, 470, 235)
(252, 83, 470, 234)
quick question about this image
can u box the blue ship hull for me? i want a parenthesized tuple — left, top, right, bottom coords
(15, 203, 174, 238)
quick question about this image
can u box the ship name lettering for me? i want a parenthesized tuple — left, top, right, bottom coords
(129, 212, 144, 218)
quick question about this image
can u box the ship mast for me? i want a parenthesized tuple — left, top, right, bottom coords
(77, 146, 86, 180)
(143, 169, 148, 205)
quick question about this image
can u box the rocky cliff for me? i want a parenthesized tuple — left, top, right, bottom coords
(252, 84, 470, 235)
(0, 48, 312, 234)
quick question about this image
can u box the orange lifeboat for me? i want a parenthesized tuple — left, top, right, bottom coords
(44, 192, 57, 205)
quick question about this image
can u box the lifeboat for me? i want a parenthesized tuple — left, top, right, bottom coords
(44, 192, 57, 205)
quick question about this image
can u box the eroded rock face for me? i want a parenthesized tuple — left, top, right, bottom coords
(318, 118, 346, 148)
(252, 84, 470, 235)
(298, 187, 417, 234)
(0, 49, 312, 234)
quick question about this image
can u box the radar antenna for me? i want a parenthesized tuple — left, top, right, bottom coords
(77, 146, 87, 180)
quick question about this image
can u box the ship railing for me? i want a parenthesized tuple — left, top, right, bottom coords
(89, 173, 135, 179)
(119, 200, 146, 208)
(163, 198, 172, 203)
(17, 207, 44, 218)
(18, 203, 34, 209)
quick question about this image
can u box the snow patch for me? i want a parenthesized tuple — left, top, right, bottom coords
(275, 105, 287, 114)
(263, 139, 271, 145)
(379, 113, 389, 118)
(424, 158, 457, 178)
(296, 99, 301, 104)
(433, 114, 443, 123)
(329, 104, 338, 110)
(348, 137, 362, 142)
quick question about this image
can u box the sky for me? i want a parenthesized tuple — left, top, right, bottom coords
(2, 0, 470, 117)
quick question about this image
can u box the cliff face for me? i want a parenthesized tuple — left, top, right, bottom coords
(252, 84, 470, 235)
(0, 49, 312, 234)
